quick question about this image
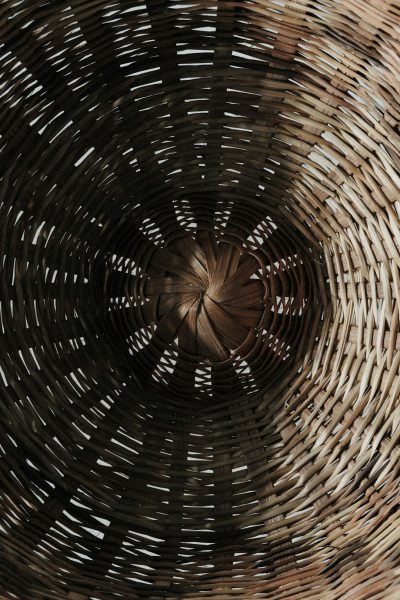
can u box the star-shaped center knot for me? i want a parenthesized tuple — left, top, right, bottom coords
(148, 234, 265, 362)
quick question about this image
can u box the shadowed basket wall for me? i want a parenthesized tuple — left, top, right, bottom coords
(1, 0, 400, 599)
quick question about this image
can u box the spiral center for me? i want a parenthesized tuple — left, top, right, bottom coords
(156, 236, 264, 362)
(103, 224, 318, 401)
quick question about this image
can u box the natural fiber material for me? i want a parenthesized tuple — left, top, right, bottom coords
(0, 0, 400, 598)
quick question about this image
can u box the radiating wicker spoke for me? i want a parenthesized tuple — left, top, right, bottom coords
(1, 1, 400, 599)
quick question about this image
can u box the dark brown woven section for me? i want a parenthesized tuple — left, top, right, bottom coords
(0, 1, 400, 599)
(100, 219, 321, 402)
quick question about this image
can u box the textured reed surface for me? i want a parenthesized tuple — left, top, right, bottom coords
(1, 0, 400, 599)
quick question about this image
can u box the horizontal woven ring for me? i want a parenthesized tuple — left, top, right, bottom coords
(0, 1, 400, 599)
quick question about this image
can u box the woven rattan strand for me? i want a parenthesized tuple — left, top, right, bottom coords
(1, 1, 400, 599)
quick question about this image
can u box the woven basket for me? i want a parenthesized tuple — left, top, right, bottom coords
(1, 0, 400, 598)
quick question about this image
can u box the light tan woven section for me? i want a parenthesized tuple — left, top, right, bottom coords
(0, 0, 400, 598)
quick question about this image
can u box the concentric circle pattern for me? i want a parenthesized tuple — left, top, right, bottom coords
(1, 1, 400, 599)
(101, 220, 320, 402)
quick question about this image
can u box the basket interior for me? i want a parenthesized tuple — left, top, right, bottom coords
(1, 1, 400, 599)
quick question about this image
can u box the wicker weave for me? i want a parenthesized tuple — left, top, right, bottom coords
(1, 0, 400, 598)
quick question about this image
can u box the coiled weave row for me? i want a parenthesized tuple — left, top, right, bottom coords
(1, 1, 400, 599)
